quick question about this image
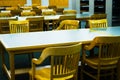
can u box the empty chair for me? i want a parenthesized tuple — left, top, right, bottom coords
(31, 9, 42, 15)
(42, 10, 57, 30)
(63, 10, 77, 15)
(6, 7, 18, 10)
(41, 10, 56, 16)
(56, 15, 76, 28)
(88, 19, 108, 31)
(56, 20, 79, 30)
(21, 11, 36, 16)
(9, 20, 29, 33)
(86, 14, 107, 28)
(81, 36, 120, 80)
(48, 5, 57, 11)
(90, 14, 107, 20)
(0, 18, 17, 34)
(0, 12, 12, 17)
(29, 43, 82, 80)
(37, 6, 48, 9)
(26, 17, 44, 32)
(10, 9, 22, 16)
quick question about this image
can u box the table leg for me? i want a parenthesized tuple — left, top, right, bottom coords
(9, 53, 15, 80)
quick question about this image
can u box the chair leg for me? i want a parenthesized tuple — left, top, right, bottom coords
(28, 53, 34, 67)
(97, 68, 100, 80)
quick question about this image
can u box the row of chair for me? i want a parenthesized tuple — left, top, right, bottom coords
(28, 36, 120, 80)
(0, 9, 77, 16)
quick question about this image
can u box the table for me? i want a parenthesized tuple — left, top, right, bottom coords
(0, 26, 120, 80)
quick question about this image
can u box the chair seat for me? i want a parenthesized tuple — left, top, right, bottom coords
(84, 57, 118, 69)
(29, 65, 73, 80)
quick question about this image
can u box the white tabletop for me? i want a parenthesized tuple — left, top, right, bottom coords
(0, 27, 119, 51)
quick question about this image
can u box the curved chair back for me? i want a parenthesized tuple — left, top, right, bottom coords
(41, 11, 56, 16)
(90, 14, 107, 20)
(30, 43, 82, 80)
(89, 19, 108, 30)
(56, 20, 79, 30)
(0, 18, 17, 34)
(21, 11, 36, 16)
(82, 36, 120, 80)
(63, 10, 77, 15)
(0, 12, 12, 17)
(9, 20, 29, 33)
(26, 17, 44, 31)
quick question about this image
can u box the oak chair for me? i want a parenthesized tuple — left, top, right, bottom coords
(10, 9, 22, 16)
(21, 11, 36, 16)
(88, 19, 108, 31)
(0, 18, 17, 34)
(63, 10, 77, 15)
(81, 36, 120, 80)
(56, 20, 79, 30)
(31, 9, 42, 15)
(9, 20, 29, 33)
(0, 12, 12, 17)
(90, 14, 107, 20)
(42, 11, 57, 30)
(86, 14, 107, 28)
(26, 17, 44, 32)
(56, 15, 76, 28)
(29, 43, 82, 80)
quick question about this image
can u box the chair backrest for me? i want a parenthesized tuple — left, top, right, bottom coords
(9, 20, 29, 33)
(63, 10, 77, 15)
(41, 10, 56, 16)
(56, 20, 79, 30)
(48, 5, 57, 11)
(26, 17, 44, 31)
(32, 43, 82, 80)
(0, 12, 12, 17)
(56, 15, 76, 27)
(31, 9, 42, 15)
(0, 18, 17, 34)
(21, 11, 36, 16)
(89, 19, 108, 29)
(6, 7, 18, 10)
(90, 14, 107, 20)
(10, 9, 22, 16)
(59, 15, 76, 21)
(90, 36, 120, 62)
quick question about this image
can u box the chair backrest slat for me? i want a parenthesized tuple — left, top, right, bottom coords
(9, 20, 29, 33)
(93, 36, 120, 61)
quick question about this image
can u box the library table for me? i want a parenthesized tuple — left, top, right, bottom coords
(0, 27, 120, 80)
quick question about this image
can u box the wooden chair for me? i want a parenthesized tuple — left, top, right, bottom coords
(31, 9, 42, 15)
(63, 10, 77, 15)
(10, 9, 22, 16)
(56, 20, 79, 30)
(6, 7, 18, 10)
(37, 6, 48, 9)
(41, 10, 56, 16)
(48, 5, 57, 11)
(56, 15, 76, 28)
(21, 11, 36, 16)
(81, 36, 120, 80)
(0, 18, 17, 34)
(42, 11, 57, 30)
(86, 14, 107, 28)
(29, 43, 82, 80)
(90, 14, 107, 20)
(0, 12, 12, 17)
(26, 17, 44, 32)
(88, 19, 108, 31)
(9, 20, 29, 33)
